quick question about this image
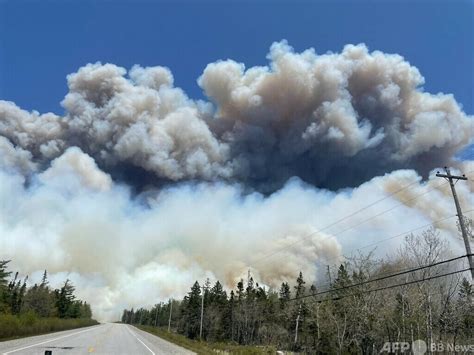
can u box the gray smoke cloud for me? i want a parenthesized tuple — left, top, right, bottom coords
(1, 41, 472, 189)
(0, 41, 473, 320)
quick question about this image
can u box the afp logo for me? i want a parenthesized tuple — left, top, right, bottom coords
(380, 340, 427, 354)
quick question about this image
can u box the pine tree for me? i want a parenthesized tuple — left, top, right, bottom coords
(0, 261, 11, 313)
(0, 261, 11, 288)
(82, 301, 92, 318)
(294, 271, 306, 299)
(278, 281, 292, 337)
(279, 282, 290, 309)
(7, 273, 27, 315)
(333, 264, 351, 297)
(56, 279, 76, 318)
(223, 290, 235, 341)
(40, 270, 49, 288)
(182, 281, 202, 339)
(292, 272, 308, 350)
(206, 281, 228, 341)
(24, 273, 55, 318)
(457, 278, 474, 338)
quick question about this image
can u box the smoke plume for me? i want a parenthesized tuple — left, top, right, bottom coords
(0, 41, 472, 320)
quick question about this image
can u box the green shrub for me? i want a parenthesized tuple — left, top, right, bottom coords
(0, 314, 98, 340)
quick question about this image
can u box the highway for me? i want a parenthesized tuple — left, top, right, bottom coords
(0, 323, 195, 355)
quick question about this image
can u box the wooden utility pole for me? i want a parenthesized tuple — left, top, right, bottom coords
(154, 304, 159, 327)
(168, 299, 173, 332)
(200, 285, 206, 340)
(294, 303, 302, 345)
(436, 167, 474, 280)
(326, 265, 332, 286)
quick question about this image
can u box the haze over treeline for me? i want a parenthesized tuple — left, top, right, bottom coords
(0, 41, 472, 320)
(123, 230, 474, 353)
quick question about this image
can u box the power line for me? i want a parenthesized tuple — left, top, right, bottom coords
(254, 180, 451, 268)
(287, 253, 471, 303)
(352, 214, 464, 251)
(311, 267, 471, 304)
(297, 212, 472, 292)
(324, 208, 474, 266)
(310, 179, 422, 232)
(257, 169, 474, 268)
(330, 180, 450, 237)
(259, 208, 473, 295)
(296, 267, 469, 318)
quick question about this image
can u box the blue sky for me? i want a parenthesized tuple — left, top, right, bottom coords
(0, 0, 472, 118)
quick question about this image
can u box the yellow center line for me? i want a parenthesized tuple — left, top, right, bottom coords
(88, 323, 113, 353)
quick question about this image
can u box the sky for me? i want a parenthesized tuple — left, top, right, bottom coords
(0, 0, 473, 116)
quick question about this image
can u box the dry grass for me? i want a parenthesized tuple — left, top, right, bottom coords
(137, 325, 277, 354)
(0, 313, 98, 340)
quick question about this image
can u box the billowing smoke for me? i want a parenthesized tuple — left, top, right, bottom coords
(1, 41, 472, 189)
(0, 41, 472, 320)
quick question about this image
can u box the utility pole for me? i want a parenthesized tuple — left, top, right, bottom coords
(168, 299, 173, 332)
(436, 167, 474, 280)
(154, 304, 159, 327)
(200, 285, 206, 340)
(294, 303, 302, 345)
(326, 265, 332, 286)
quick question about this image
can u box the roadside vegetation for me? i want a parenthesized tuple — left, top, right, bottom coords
(123, 227, 473, 353)
(0, 261, 97, 340)
(138, 325, 276, 354)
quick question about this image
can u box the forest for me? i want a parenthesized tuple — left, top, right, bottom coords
(0, 260, 97, 339)
(122, 228, 473, 353)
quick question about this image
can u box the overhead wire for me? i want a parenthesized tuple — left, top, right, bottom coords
(323, 208, 474, 266)
(289, 212, 471, 293)
(252, 169, 473, 268)
(310, 268, 471, 304)
(287, 253, 472, 303)
(307, 204, 471, 291)
(253, 180, 451, 269)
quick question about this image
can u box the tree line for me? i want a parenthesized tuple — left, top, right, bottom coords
(122, 228, 473, 353)
(0, 260, 96, 339)
(0, 261, 92, 319)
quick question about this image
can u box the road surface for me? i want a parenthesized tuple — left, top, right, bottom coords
(0, 323, 195, 355)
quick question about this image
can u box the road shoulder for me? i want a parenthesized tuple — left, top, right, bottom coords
(0, 324, 102, 354)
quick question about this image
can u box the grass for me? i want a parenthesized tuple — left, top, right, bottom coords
(137, 326, 277, 355)
(0, 313, 99, 341)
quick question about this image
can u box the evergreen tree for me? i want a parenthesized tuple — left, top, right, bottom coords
(279, 282, 290, 309)
(333, 264, 351, 297)
(0, 260, 10, 313)
(24, 271, 55, 317)
(223, 290, 235, 341)
(206, 281, 228, 340)
(40, 270, 49, 288)
(182, 281, 202, 339)
(457, 278, 474, 337)
(56, 279, 76, 318)
(0, 260, 11, 289)
(294, 271, 306, 299)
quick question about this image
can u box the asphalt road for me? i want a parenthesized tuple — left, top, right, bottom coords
(0, 323, 195, 355)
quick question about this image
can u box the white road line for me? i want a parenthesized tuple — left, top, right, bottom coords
(2, 325, 101, 355)
(125, 325, 156, 355)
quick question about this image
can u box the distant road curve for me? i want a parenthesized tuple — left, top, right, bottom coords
(0, 323, 195, 355)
